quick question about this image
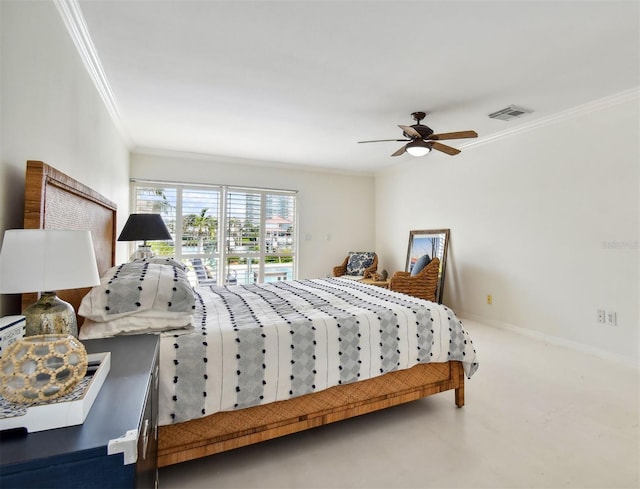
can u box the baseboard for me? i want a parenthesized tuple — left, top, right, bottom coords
(457, 311, 639, 370)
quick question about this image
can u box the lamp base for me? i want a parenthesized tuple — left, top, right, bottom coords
(130, 245, 154, 261)
(23, 292, 78, 337)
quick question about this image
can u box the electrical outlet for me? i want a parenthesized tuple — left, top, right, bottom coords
(606, 311, 617, 326)
(487, 294, 492, 305)
(597, 309, 606, 324)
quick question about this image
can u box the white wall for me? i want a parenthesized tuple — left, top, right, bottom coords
(375, 96, 639, 364)
(0, 1, 130, 316)
(130, 151, 375, 279)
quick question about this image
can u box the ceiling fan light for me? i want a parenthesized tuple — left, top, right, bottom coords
(406, 140, 431, 157)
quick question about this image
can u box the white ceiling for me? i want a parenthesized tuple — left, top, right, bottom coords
(75, 0, 639, 174)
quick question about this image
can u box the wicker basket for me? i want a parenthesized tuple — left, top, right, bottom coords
(389, 257, 440, 302)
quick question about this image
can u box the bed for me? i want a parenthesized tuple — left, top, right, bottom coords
(22, 160, 479, 468)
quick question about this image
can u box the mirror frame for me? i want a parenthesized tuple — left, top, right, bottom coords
(405, 229, 450, 304)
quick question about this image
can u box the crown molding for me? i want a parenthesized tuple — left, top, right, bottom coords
(54, 0, 133, 148)
(460, 87, 640, 151)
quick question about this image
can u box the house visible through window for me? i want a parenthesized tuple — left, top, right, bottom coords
(131, 181, 297, 286)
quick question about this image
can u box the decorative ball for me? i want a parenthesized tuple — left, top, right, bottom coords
(0, 334, 88, 404)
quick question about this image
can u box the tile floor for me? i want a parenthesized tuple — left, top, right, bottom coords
(159, 319, 639, 488)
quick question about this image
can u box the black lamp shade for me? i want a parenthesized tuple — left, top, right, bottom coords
(117, 214, 171, 242)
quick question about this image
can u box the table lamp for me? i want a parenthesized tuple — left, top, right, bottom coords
(0, 229, 100, 337)
(117, 213, 171, 260)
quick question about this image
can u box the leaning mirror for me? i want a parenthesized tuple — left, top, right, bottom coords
(405, 229, 450, 304)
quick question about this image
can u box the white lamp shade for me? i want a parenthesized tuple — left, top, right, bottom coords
(0, 229, 100, 293)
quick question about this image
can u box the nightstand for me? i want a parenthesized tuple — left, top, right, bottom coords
(360, 278, 390, 288)
(0, 334, 159, 489)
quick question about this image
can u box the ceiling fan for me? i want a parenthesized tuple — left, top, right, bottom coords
(358, 111, 478, 157)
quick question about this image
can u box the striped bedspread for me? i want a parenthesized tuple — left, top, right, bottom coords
(158, 278, 479, 426)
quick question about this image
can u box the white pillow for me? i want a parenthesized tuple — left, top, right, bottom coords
(79, 316, 193, 339)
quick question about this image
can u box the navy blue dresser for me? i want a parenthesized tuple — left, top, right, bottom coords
(0, 334, 159, 488)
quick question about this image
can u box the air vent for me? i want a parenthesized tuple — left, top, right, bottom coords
(488, 105, 533, 121)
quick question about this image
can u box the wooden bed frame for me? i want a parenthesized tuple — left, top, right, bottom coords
(23, 160, 465, 468)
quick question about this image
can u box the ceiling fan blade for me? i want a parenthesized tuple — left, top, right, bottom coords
(398, 125, 422, 139)
(428, 130, 478, 141)
(431, 141, 461, 156)
(391, 145, 407, 157)
(358, 139, 410, 144)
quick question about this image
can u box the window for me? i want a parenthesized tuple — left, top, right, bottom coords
(131, 181, 297, 286)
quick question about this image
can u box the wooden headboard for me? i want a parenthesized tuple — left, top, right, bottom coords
(22, 161, 117, 323)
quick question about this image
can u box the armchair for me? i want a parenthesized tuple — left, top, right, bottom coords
(332, 252, 378, 279)
(389, 257, 440, 302)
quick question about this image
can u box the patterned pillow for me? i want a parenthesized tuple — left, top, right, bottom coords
(133, 256, 186, 271)
(346, 252, 375, 276)
(411, 254, 432, 276)
(79, 262, 195, 322)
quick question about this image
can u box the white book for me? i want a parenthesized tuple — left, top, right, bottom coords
(0, 315, 25, 358)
